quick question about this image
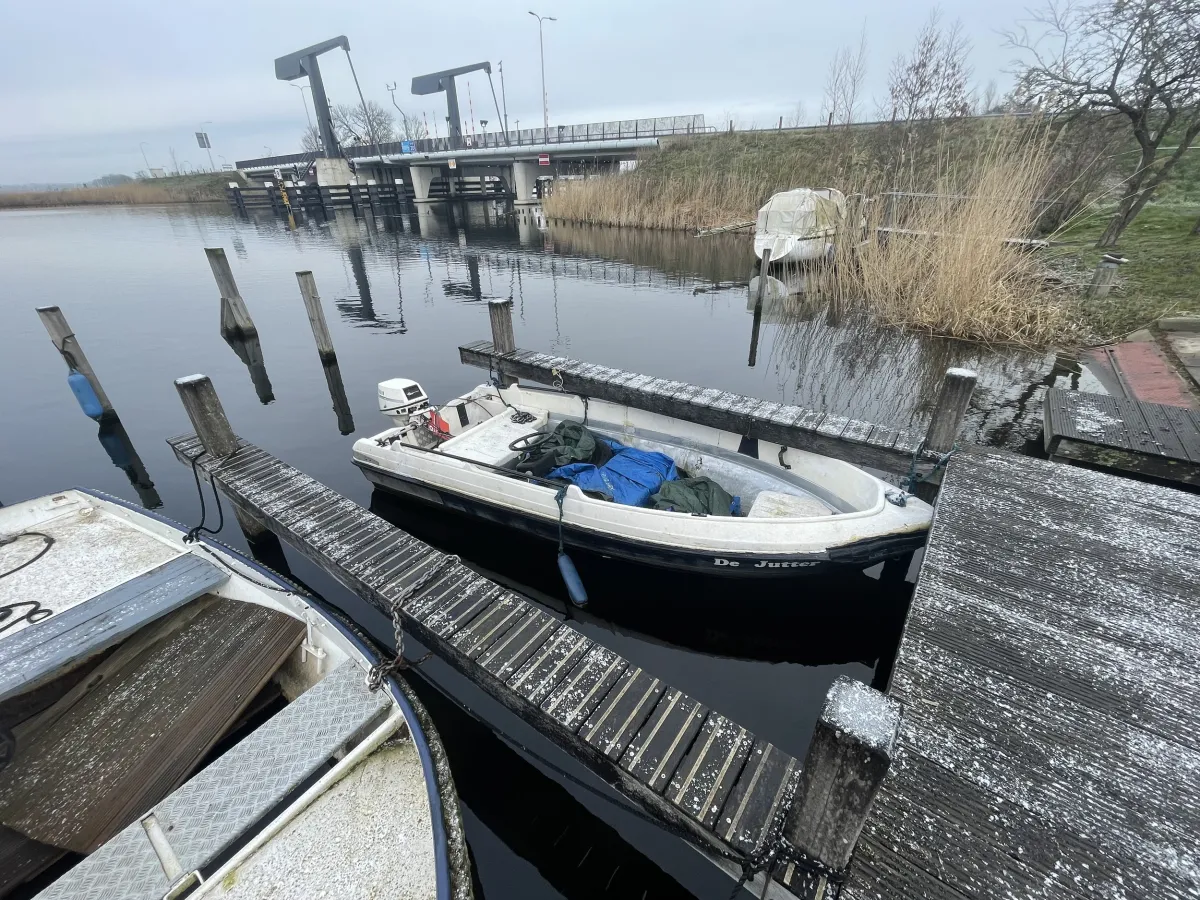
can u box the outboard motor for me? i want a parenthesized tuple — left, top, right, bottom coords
(378, 378, 430, 428)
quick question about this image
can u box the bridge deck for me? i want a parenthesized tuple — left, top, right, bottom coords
(841, 449, 1200, 899)
(166, 434, 813, 898)
(1043, 387, 1200, 486)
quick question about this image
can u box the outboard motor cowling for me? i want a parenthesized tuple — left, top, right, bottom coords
(378, 378, 430, 428)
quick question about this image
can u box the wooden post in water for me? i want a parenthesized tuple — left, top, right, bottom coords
(1086, 253, 1127, 299)
(488, 299, 518, 387)
(173, 374, 275, 548)
(755, 246, 773, 305)
(924, 367, 978, 455)
(784, 677, 900, 877)
(36, 306, 116, 420)
(296, 271, 337, 364)
(205, 248, 257, 338)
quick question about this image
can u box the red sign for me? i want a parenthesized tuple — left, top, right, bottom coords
(538, 153, 550, 166)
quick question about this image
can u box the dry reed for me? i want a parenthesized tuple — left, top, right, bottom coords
(547, 123, 1081, 346)
(0, 176, 233, 210)
(818, 129, 1081, 347)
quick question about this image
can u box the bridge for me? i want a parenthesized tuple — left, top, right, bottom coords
(234, 115, 705, 204)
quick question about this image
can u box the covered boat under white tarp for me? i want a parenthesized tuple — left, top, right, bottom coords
(753, 187, 846, 263)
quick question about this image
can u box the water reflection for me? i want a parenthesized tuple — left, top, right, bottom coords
(321, 359, 355, 436)
(222, 331, 274, 405)
(96, 416, 161, 509)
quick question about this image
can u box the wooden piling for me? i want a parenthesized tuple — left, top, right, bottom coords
(174, 375, 238, 459)
(36, 306, 115, 419)
(296, 271, 337, 364)
(923, 367, 978, 454)
(174, 374, 274, 546)
(1086, 253, 1127, 299)
(205, 248, 257, 338)
(488, 299, 518, 387)
(784, 676, 900, 875)
(755, 247, 772, 305)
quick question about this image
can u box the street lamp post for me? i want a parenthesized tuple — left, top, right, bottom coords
(292, 83, 313, 130)
(199, 121, 215, 171)
(139, 142, 151, 173)
(528, 11, 556, 131)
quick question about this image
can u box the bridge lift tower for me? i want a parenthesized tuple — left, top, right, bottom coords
(412, 62, 503, 147)
(275, 36, 350, 158)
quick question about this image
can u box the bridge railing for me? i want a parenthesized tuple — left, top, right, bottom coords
(236, 115, 708, 168)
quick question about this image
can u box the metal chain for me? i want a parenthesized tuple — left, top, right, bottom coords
(366, 554, 461, 691)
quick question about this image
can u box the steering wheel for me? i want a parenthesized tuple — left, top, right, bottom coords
(509, 431, 552, 453)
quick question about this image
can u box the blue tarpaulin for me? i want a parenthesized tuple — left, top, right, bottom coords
(548, 438, 678, 507)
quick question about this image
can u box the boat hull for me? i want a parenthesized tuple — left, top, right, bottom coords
(358, 460, 923, 578)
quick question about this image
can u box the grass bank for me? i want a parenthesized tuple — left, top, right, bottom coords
(1052, 204, 1200, 340)
(0, 173, 241, 210)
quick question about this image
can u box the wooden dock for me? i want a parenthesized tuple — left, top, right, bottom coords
(1044, 387, 1200, 486)
(458, 340, 976, 479)
(165, 432, 815, 897)
(840, 448, 1200, 899)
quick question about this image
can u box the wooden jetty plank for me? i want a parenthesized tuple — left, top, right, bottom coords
(164, 434, 803, 873)
(840, 448, 1200, 900)
(665, 713, 754, 829)
(459, 341, 927, 474)
(578, 667, 665, 761)
(715, 741, 799, 855)
(1043, 387, 1200, 485)
(620, 688, 709, 792)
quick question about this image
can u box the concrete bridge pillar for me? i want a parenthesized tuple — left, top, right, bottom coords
(408, 165, 439, 203)
(511, 161, 540, 205)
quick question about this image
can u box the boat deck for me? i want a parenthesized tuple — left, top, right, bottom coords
(166, 433, 818, 899)
(840, 449, 1200, 899)
(1043, 387, 1200, 486)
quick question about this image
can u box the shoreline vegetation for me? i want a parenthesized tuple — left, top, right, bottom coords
(544, 120, 1200, 346)
(0, 173, 240, 210)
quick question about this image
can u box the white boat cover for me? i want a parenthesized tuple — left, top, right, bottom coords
(754, 188, 846, 239)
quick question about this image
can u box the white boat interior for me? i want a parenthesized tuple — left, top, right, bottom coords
(0, 490, 452, 900)
(355, 380, 930, 560)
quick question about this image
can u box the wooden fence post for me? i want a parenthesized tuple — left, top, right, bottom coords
(173, 374, 273, 547)
(784, 677, 900, 877)
(488, 299, 518, 387)
(1086, 253, 1127, 299)
(205, 248, 257, 338)
(296, 271, 337, 364)
(36, 305, 116, 420)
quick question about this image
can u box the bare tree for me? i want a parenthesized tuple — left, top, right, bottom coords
(1007, 0, 1200, 246)
(786, 100, 809, 128)
(977, 79, 1000, 114)
(168, 146, 180, 176)
(300, 124, 323, 154)
(888, 8, 973, 122)
(822, 25, 869, 127)
(331, 101, 396, 146)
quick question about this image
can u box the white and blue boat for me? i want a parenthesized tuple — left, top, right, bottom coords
(0, 488, 468, 899)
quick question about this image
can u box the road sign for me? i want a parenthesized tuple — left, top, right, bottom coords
(273, 168, 282, 179)
(448, 159, 457, 169)
(401, 140, 415, 154)
(538, 153, 550, 166)
(195, 132, 211, 149)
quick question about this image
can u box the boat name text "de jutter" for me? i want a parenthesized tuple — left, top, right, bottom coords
(712, 558, 819, 568)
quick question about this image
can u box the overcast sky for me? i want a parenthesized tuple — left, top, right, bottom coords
(1, 0, 1026, 184)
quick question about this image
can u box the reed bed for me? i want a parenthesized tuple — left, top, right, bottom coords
(547, 123, 1083, 346)
(0, 176, 233, 210)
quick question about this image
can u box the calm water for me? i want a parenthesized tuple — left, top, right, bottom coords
(0, 201, 1070, 897)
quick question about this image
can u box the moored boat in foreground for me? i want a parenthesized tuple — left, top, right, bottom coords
(0, 488, 467, 900)
(353, 378, 932, 580)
